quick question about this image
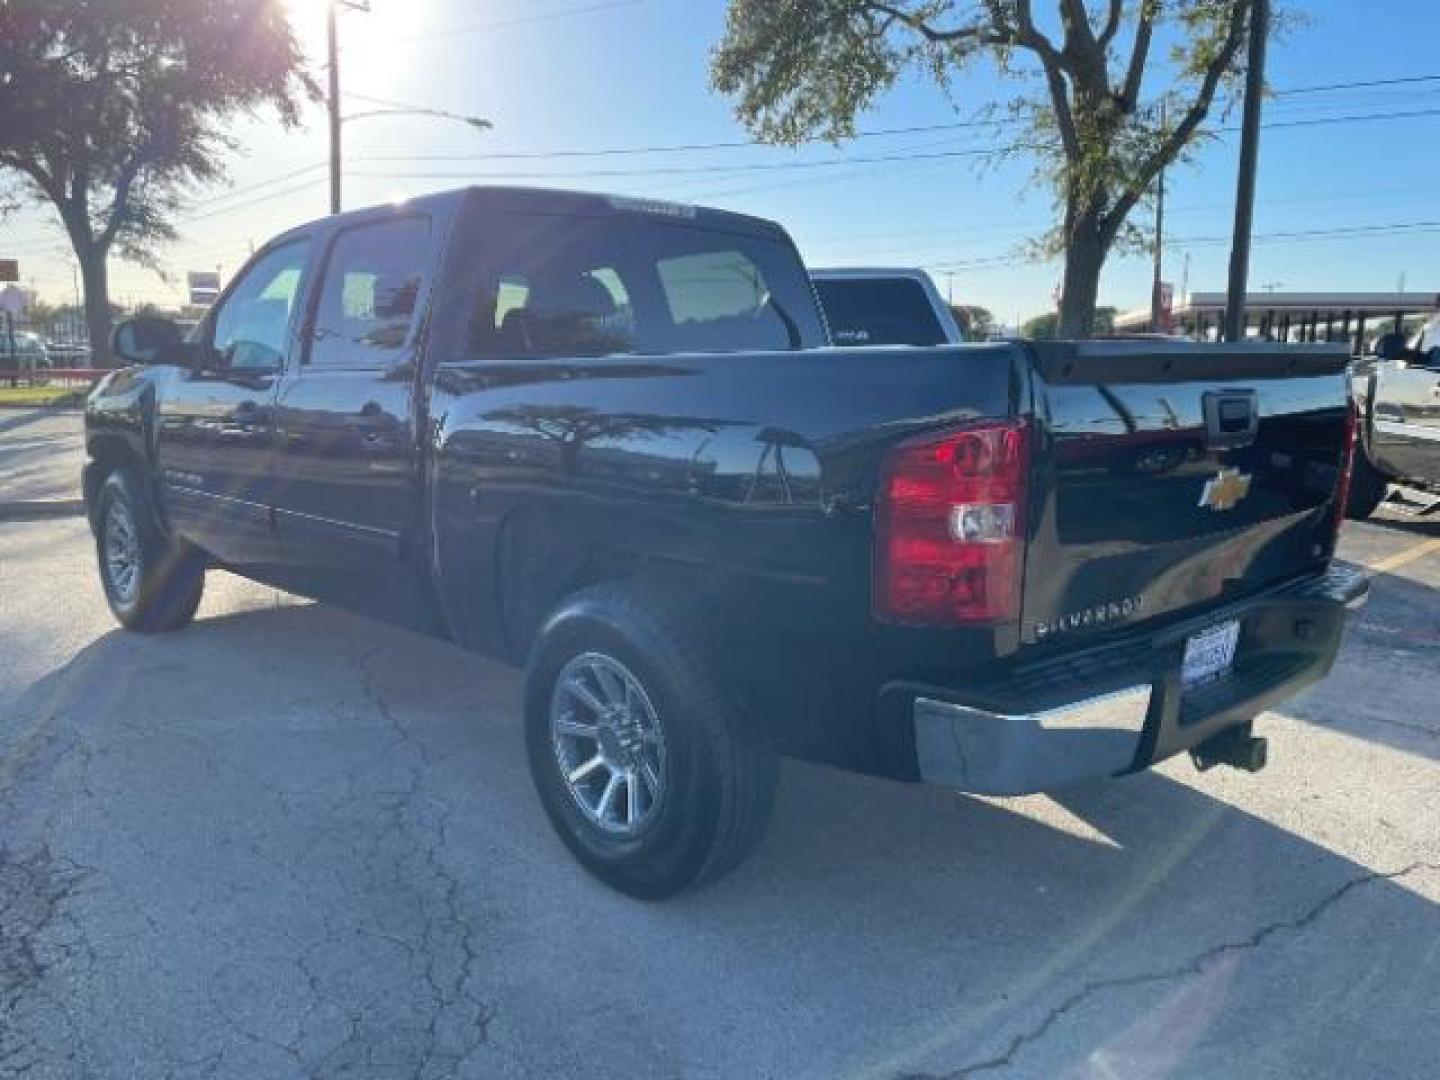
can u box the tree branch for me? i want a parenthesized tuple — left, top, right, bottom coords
(1059, 0, 1101, 58)
(861, 2, 1006, 46)
(1120, 4, 1156, 111)
(1098, 0, 1124, 48)
(98, 152, 147, 250)
(1103, 0, 1253, 242)
(1014, 0, 1068, 66)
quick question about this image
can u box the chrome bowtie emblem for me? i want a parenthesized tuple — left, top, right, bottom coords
(1199, 467, 1253, 512)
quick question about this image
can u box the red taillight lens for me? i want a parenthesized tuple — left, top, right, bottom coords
(874, 418, 1029, 625)
(1333, 396, 1359, 531)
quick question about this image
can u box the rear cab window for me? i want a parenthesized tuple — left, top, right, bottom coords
(449, 201, 827, 359)
(814, 276, 951, 347)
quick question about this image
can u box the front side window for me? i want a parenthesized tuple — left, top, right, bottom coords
(310, 216, 432, 367)
(212, 240, 311, 370)
(459, 212, 825, 358)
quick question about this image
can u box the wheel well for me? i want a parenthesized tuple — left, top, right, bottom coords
(83, 436, 146, 523)
(503, 547, 645, 663)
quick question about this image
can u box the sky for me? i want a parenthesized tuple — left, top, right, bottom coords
(4, 0, 1440, 327)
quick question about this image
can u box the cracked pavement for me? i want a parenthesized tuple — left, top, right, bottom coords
(1, 514, 1437, 1079)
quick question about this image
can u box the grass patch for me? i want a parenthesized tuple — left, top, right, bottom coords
(0, 385, 86, 408)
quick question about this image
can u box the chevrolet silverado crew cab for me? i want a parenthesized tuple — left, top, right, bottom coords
(1348, 314, 1440, 517)
(86, 187, 1366, 898)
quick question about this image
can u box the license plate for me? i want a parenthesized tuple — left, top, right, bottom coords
(1182, 619, 1241, 689)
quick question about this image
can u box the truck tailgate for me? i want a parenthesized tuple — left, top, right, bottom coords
(1022, 343, 1352, 645)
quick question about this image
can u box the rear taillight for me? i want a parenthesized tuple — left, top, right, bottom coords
(874, 418, 1029, 625)
(1333, 396, 1358, 531)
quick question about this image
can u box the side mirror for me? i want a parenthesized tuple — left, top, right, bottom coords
(1372, 331, 1408, 362)
(111, 315, 185, 366)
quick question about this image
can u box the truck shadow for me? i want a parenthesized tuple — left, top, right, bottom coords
(1363, 506, 1440, 538)
(1285, 565, 1440, 762)
(4, 598, 1435, 1079)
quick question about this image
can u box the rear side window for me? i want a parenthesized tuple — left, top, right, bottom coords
(814, 277, 950, 347)
(309, 216, 431, 367)
(457, 212, 826, 357)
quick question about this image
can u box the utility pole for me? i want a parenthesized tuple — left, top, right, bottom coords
(1224, 0, 1269, 342)
(327, 0, 342, 215)
(1151, 102, 1168, 333)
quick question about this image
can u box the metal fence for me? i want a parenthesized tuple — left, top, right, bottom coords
(1, 366, 107, 390)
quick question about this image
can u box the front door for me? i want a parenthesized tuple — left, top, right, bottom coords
(156, 237, 313, 566)
(271, 213, 435, 615)
(1371, 357, 1440, 484)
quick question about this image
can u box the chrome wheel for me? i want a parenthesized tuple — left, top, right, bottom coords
(550, 652, 667, 836)
(103, 499, 141, 606)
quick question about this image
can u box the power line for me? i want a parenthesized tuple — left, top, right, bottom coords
(188, 162, 328, 209)
(352, 119, 1011, 163)
(925, 219, 1440, 273)
(391, 0, 643, 45)
(348, 141, 1047, 182)
(1171, 220, 1440, 247)
(1276, 73, 1440, 95)
(348, 107, 1440, 183)
(347, 72, 1440, 166)
(180, 175, 328, 223)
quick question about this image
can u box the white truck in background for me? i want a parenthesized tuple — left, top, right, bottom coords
(810, 267, 965, 347)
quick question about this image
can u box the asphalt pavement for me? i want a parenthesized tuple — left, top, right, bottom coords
(0, 513, 1437, 1079)
(0, 407, 85, 518)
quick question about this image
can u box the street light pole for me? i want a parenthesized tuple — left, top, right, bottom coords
(327, 1, 342, 215)
(1224, 0, 1269, 342)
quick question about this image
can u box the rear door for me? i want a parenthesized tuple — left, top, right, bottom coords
(270, 212, 435, 589)
(1021, 343, 1351, 645)
(156, 238, 313, 566)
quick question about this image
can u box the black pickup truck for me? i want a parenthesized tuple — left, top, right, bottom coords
(1349, 315, 1440, 516)
(86, 187, 1366, 897)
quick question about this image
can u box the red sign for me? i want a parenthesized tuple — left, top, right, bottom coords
(1153, 281, 1175, 333)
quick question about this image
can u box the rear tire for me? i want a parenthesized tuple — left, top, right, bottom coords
(524, 583, 778, 900)
(1346, 447, 1389, 520)
(95, 468, 205, 632)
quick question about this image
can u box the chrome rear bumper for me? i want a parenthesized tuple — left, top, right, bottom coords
(913, 687, 1153, 795)
(893, 565, 1368, 795)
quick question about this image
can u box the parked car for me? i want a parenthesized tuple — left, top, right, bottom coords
(86, 187, 1365, 897)
(811, 267, 964, 346)
(1348, 314, 1440, 517)
(0, 329, 52, 371)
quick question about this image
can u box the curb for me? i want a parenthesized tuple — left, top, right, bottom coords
(0, 499, 86, 522)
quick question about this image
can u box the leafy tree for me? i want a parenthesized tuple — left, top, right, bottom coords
(1023, 311, 1059, 339)
(713, 1, 1262, 338)
(0, 0, 313, 363)
(951, 303, 995, 338)
(1024, 304, 1113, 339)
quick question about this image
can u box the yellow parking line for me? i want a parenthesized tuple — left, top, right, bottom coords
(1365, 536, 1440, 575)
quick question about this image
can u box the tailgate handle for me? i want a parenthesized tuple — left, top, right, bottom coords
(1203, 390, 1259, 449)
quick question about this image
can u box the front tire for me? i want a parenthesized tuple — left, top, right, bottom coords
(524, 584, 778, 900)
(95, 468, 205, 632)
